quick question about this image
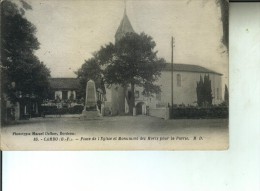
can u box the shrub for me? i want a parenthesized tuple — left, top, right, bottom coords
(41, 105, 84, 115)
(170, 106, 228, 119)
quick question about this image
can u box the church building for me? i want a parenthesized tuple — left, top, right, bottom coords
(104, 8, 223, 116)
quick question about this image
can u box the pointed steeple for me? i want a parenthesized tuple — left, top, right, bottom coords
(115, 2, 135, 42)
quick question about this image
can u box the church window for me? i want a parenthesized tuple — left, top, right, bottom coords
(177, 74, 181, 87)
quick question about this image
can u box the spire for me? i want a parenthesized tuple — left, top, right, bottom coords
(115, 0, 135, 42)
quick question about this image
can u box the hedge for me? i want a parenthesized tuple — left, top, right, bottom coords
(41, 105, 84, 115)
(170, 106, 228, 119)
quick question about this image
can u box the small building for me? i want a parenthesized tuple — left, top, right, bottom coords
(2, 92, 40, 121)
(45, 78, 106, 111)
(49, 78, 80, 101)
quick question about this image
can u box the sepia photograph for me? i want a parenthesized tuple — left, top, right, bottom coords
(0, 0, 229, 150)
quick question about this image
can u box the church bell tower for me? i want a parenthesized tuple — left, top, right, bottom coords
(115, 6, 135, 43)
(111, 3, 135, 115)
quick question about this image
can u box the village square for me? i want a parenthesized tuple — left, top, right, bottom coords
(1, 0, 229, 149)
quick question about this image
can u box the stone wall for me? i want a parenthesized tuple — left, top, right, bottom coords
(149, 107, 169, 120)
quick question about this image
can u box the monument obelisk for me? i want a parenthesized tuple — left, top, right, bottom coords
(82, 80, 100, 119)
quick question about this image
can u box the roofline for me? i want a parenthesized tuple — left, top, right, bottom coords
(162, 69, 223, 76)
(163, 63, 223, 76)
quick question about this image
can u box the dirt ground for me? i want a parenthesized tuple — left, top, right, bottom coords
(1, 115, 228, 150)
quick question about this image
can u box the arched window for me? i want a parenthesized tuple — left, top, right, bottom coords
(177, 74, 181, 87)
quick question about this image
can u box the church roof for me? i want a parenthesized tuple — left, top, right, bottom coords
(163, 63, 222, 75)
(115, 11, 135, 38)
(49, 78, 80, 90)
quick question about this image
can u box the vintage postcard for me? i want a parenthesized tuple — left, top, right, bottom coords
(0, 0, 229, 150)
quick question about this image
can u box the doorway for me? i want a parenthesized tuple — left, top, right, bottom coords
(136, 102, 146, 115)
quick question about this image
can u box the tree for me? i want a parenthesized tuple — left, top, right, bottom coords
(224, 84, 229, 105)
(216, 0, 229, 50)
(96, 32, 165, 114)
(75, 58, 104, 100)
(1, 0, 50, 100)
(196, 75, 213, 107)
(186, 0, 228, 51)
(1, 0, 50, 123)
(196, 76, 204, 107)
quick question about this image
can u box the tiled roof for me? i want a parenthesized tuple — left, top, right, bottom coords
(49, 78, 80, 90)
(115, 11, 135, 38)
(163, 63, 222, 75)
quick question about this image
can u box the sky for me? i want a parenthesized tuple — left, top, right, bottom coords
(21, 0, 228, 86)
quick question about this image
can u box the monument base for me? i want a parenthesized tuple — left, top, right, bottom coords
(81, 110, 101, 119)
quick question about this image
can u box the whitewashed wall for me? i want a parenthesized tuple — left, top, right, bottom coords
(157, 71, 223, 106)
